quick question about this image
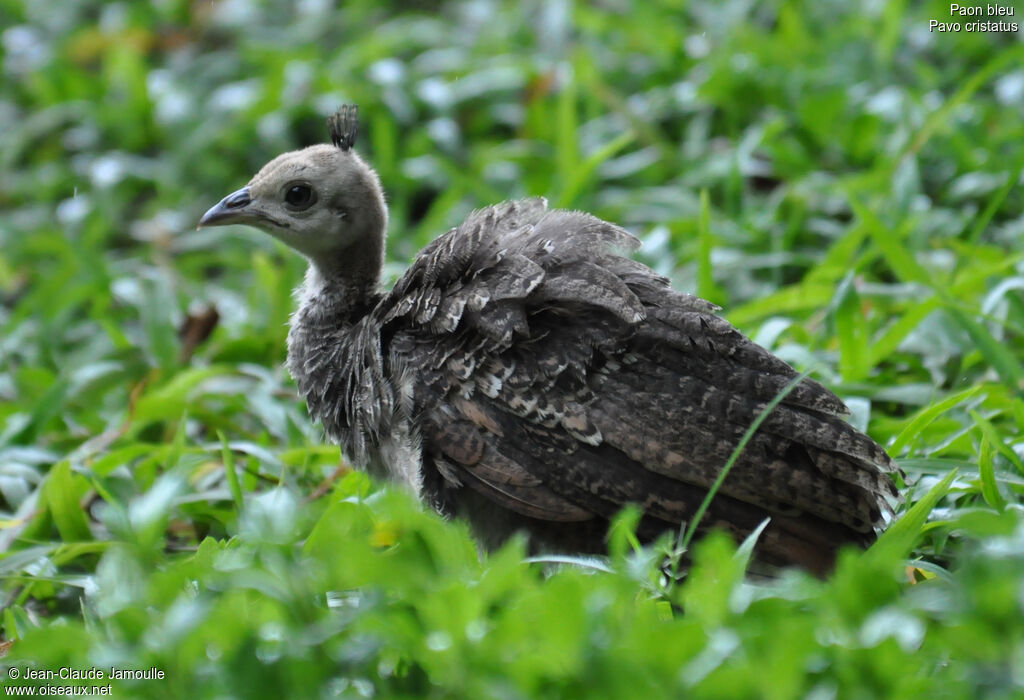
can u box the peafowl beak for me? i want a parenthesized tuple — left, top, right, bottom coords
(198, 187, 253, 228)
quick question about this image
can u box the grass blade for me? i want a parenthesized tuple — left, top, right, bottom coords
(681, 371, 810, 551)
(44, 462, 91, 543)
(219, 430, 245, 512)
(970, 409, 1024, 476)
(976, 437, 1006, 513)
(866, 469, 957, 565)
(945, 307, 1024, 392)
(696, 189, 725, 306)
(890, 385, 986, 456)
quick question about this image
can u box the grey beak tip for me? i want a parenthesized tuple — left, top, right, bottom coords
(198, 187, 252, 228)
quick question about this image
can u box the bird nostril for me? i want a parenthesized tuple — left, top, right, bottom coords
(224, 188, 251, 209)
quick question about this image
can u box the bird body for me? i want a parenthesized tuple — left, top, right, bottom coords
(200, 106, 899, 573)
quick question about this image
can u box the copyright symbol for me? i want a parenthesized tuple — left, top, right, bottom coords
(8, 667, 19, 679)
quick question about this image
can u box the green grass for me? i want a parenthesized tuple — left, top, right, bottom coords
(1, 0, 1024, 697)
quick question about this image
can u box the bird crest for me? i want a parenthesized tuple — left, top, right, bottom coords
(328, 104, 359, 151)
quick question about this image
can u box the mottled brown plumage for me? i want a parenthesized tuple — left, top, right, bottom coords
(199, 105, 900, 574)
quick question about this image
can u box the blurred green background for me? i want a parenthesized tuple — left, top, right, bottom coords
(2, 0, 1024, 697)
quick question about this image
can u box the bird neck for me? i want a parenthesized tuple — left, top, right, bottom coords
(301, 235, 384, 327)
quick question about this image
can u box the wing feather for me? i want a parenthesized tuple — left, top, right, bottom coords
(379, 198, 899, 572)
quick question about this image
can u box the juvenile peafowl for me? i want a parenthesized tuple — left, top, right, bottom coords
(199, 105, 900, 574)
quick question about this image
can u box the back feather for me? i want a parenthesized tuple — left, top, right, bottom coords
(328, 198, 900, 573)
